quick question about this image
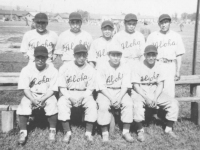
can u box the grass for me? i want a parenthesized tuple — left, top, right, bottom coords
(0, 21, 200, 149)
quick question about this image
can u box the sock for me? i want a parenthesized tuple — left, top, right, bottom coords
(102, 125, 109, 135)
(166, 120, 174, 128)
(102, 131, 109, 136)
(62, 121, 71, 133)
(20, 130, 27, 136)
(122, 123, 131, 135)
(86, 122, 93, 134)
(19, 115, 29, 130)
(165, 126, 172, 133)
(135, 122, 143, 131)
(48, 114, 58, 129)
(50, 128, 56, 131)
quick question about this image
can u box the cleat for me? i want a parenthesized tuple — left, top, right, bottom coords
(63, 132, 71, 143)
(122, 133, 134, 143)
(49, 130, 56, 142)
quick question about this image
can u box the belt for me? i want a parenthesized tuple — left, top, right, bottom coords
(157, 58, 175, 63)
(141, 83, 157, 86)
(107, 87, 121, 90)
(67, 88, 86, 91)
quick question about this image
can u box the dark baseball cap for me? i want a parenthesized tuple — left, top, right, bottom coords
(34, 46, 48, 57)
(124, 13, 138, 21)
(158, 14, 171, 23)
(69, 12, 82, 21)
(34, 13, 48, 22)
(144, 45, 158, 54)
(74, 44, 87, 54)
(101, 20, 114, 29)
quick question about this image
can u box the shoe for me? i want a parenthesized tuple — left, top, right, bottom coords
(63, 132, 71, 143)
(165, 131, 179, 140)
(122, 133, 134, 143)
(137, 130, 145, 142)
(18, 132, 27, 145)
(49, 130, 56, 142)
(85, 135, 94, 142)
(102, 134, 109, 142)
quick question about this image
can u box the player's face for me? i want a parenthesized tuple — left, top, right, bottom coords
(35, 21, 48, 33)
(144, 52, 157, 65)
(34, 55, 48, 70)
(74, 52, 88, 66)
(69, 20, 82, 33)
(124, 20, 137, 34)
(102, 26, 114, 39)
(159, 19, 171, 33)
(109, 52, 122, 66)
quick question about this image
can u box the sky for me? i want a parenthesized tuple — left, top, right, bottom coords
(0, 0, 198, 17)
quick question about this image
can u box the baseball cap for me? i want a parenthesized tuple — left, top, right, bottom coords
(107, 41, 123, 54)
(101, 20, 114, 29)
(74, 44, 88, 54)
(69, 12, 82, 21)
(34, 13, 48, 22)
(144, 45, 158, 54)
(124, 13, 138, 21)
(34, 46, 48, 57)
(158, 14, 171, 23)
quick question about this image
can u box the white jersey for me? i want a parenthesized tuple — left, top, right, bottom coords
(55, 29, 93, 61)
(18, 63, 59, 94)
(132, 61, 165, 98)
(96, 61, 131, 91)
(112, 30, 145, 59)
(58, 61, 96, 90)
(20, 29, 58, 63)
(88, 36, 111, 68)
(146, 30, 185, 60)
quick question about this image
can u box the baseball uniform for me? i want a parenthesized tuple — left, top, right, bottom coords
(88, 36, 111, 69)
(17, 63, 58, 116)
(54, 29, 93, 62)
(112, 30, 145, 69)
(20, 29, 58, 65)
(131, 61, 179, 122)
(146, 30, 185, 97)
(57, 61, 97, 122)
(96, 60, 133, 126)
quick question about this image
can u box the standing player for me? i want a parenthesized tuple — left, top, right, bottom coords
(96, 42, 134, 142)
(131, 45, 179, 142)
(112, 13, 145, 69)
(57, 44, 97, 143)
(146, 14, 185, 97)
(88, 20, 114, 68)
(20, 13, 58, 65)
(17, 46, 59, 145)
(54, 12, 93, 63)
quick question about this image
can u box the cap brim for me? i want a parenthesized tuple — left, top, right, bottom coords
(108, 51, 122, 54)
(124, 18, 138, 21)
(35, 19, 48, 22)
(74, 50, 87, 54)
(69, 18, 82, 21)
(144, 51, 157, 54)
(34, 53, 48, 57)
(159, 17, 171, 22)
(101, 25, 114, 29)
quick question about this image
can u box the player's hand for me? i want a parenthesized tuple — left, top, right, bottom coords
(75, 96, 84, 107)
(175, 71, 180, 81)
(149, 99, 157, 108)
(31, 98, 40, 109)
(39, 100, 46, 108)
(113, 96, 122, 109)
(69, 97, 78, 106)
(52, 54, 57, 61)
(145, 98, 153, 108)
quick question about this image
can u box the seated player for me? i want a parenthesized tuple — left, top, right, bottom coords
(17, 46, 59, 144)
(131, 45, 179, 142)
(57, 44, 97, 143)
(96, 41, 134, 142)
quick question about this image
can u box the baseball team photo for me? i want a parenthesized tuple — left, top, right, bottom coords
(0, 0, 200, 150)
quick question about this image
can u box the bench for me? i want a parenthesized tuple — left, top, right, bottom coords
(1, 72, 200, 133)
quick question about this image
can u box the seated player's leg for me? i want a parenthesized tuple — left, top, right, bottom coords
(120, 93, 134, 143)
(57, 96, 72, 143)
(96, 93, 112, 142)
(44, 95, 58, 141)
(17, 96, 33, 144)
(157, 92, 179, 139)
(131, 91, 146, 142)
(82, 95, 97, 142)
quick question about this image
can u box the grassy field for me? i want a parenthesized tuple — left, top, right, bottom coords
(0, 21, 200, 150)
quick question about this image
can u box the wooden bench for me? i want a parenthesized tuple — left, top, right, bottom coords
(1, 72, 200, 133)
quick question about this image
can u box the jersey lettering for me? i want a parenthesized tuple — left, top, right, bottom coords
(141, 72, 159, 82)
(66, 73, 87, 83)
(121, 40, 140, 49)
(31, 76, 50, 86)
(28, 40, 54, 50)
(153, 39, 176, 49)
(106, 73, 123, 85)
(96, 49, 106, 58)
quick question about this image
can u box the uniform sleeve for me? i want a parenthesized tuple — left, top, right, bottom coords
(122, 66, 132, 88)
(20, 32, 29, 53)
(48, 68, 59, 92)
(88, 40, 97, 62)
(58, 65, 68, 88)
(18, 68, 30, 90)
(175, 34, 185, 56)
(54, 33, 64, 55)
(131, 66, 141, 84)
(96, 67, 107, 91)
